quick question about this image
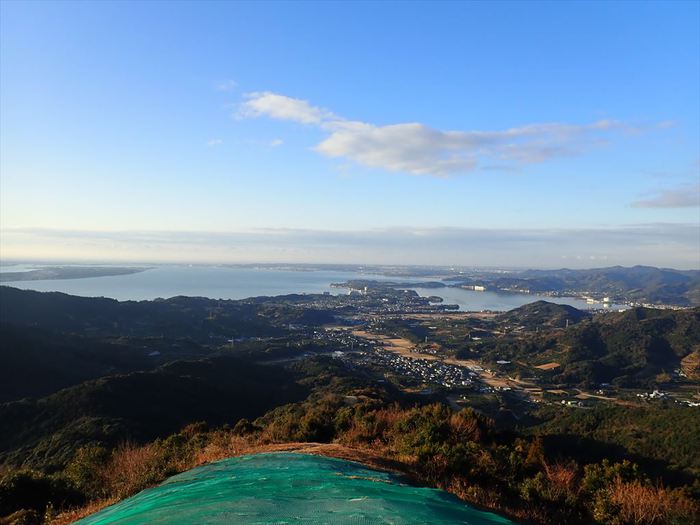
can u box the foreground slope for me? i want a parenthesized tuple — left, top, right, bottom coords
(74, 453, 515, 525)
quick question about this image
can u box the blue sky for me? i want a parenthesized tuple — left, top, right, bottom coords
(1, 1, 698, 267)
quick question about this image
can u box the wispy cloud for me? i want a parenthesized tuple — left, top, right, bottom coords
(215, 79, 238, 92)
(632, 183, 700, 208)
(238, 91, 632, 176)
(2, 224, 697, 269)
(207, 138, 223, 147)
(269, 138, 283, 147)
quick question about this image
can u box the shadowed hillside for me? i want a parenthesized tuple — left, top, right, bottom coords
(0, 356, 307, 471)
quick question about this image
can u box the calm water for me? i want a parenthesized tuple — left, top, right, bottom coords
(0, 265, 394, 301)
(75, 453, 516, 525)
(0, 264, 620, 311)
(410, 286, 624, 311)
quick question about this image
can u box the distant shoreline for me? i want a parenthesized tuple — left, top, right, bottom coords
(0, 266, 151, 282)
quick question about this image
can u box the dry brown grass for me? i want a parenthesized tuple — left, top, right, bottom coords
(543, 461, 579, 500)
(448, 411, 483, 442)
(338, 405, 406, 446)
(50, 498, 119, 525)
(101, 442, 167, 499)
(191, 435, 250, 466)
(607, 477, 699, 525)
(240, 442, 410, 476)
(445, 475, 545, 524)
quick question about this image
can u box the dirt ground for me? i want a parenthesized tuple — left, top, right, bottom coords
(534, 362, 561, 371)
(240, 442, 411, 476)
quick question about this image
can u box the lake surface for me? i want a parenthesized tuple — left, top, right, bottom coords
(74, 452, 516, 525)
(0, 264, 622, 311)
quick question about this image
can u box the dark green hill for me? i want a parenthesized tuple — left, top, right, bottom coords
(0, 286, 284, 341)
(473, 306, 700, 387)
(498, 300, 591, 329)
(0, 324, 158, 402)
(0, 356, 307, 471)
(0, 286, 338, 342)
(556, 307, 700, 386)
(534, 404, 700, 479)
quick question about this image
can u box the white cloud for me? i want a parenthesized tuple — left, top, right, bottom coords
(632, 183, 700, 208)
(269, 138, 283, 147)
(315, 122, 476, 176)
(215, 79, 238, 92)
(240, 92, 337, 124)
(239, 91, 630, 176)
(207, 138, 223, 147)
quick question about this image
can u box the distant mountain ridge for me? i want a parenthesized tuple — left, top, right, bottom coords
(451, 265, 700, 306)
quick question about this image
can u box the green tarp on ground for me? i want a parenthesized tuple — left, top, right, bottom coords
(75, 452, 516, 524)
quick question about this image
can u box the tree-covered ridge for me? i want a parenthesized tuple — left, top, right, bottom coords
(0, 325, 157, 403)
(522, 266, 700, 303)
(497, 300, 592, 329)
(471, 306, 700, 387)
(0, 356, 307, 471)
(0, 286, 291, 340)
(557, 307, 700, 386)
(533, 404, 700, 479)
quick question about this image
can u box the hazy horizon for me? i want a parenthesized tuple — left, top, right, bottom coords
(1, 223, 699, 270)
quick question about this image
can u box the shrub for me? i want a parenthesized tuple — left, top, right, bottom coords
(0, 471, 80, 519)
(583, 459, 644, 495)
(231, 418, 256, 436)
(102, 443, 169, 499)
(595, 477, 700, 525)
(63, 445, 109, 499)
(0, 509, 41, 525)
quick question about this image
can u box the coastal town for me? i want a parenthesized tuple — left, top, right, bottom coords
(228, 281, 700, 422)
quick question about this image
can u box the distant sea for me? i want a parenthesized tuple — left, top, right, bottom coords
(0, 264, 621, 311)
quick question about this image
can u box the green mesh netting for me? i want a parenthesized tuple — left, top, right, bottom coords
(75, 452, 516, 524)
